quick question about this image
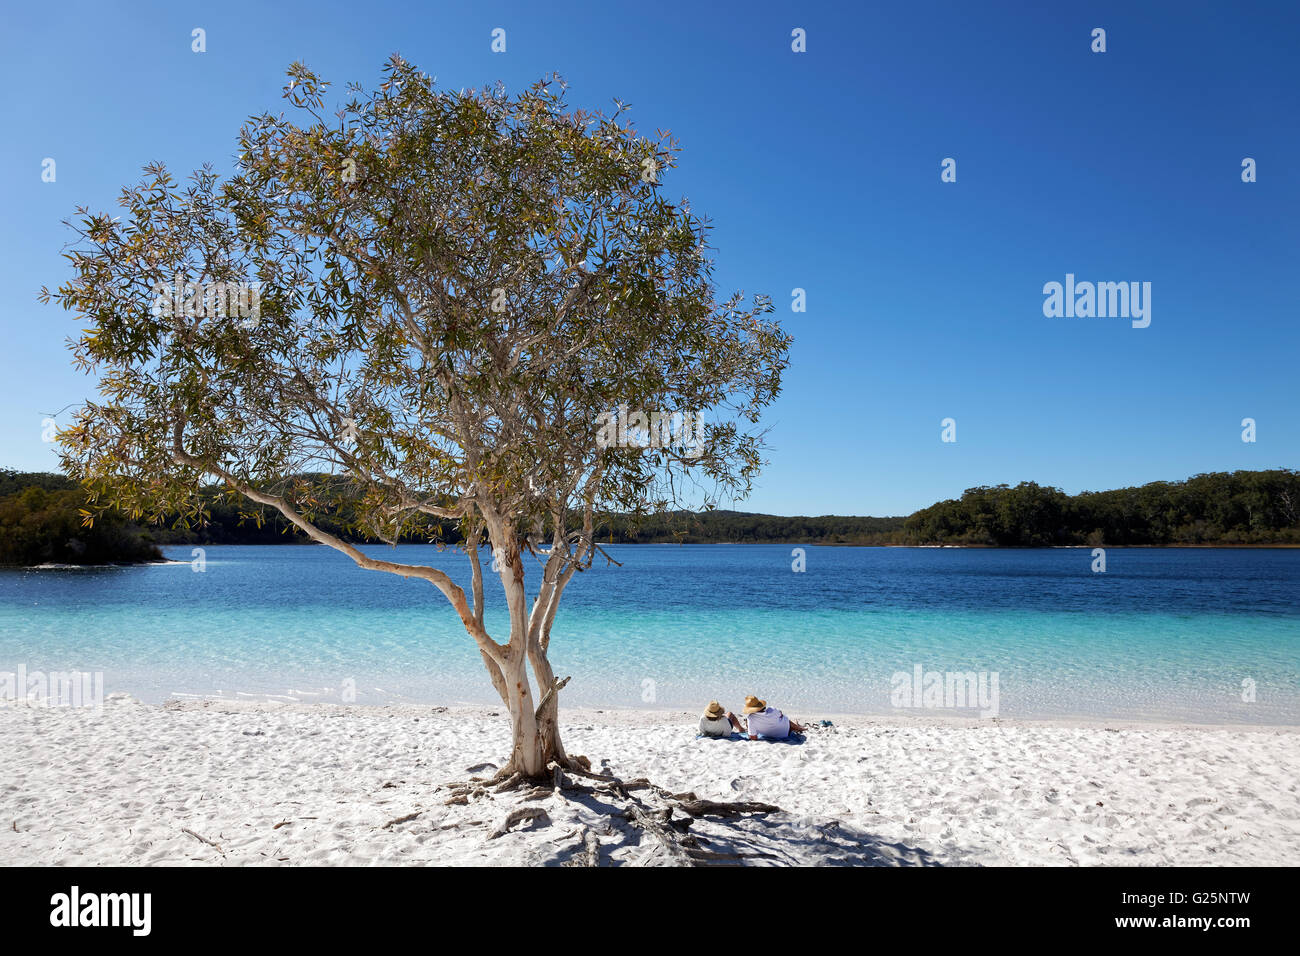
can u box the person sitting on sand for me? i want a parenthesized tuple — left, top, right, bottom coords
(698, 700, 733, 737)
(727, 695, 805, 740)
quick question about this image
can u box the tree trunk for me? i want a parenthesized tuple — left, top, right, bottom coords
(476, 535, 568, 780)
(529, 641, 568, 768)
(496, 648, 566, 779)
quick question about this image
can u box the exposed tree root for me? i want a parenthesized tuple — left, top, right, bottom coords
(580, 828, 600, 866)
(435, 757, 784, 866)
(624, 804, 696, 865)
(556, 761, 783, 866)
(488, 806, 550, 840)
(676, 799, 782, 818)
(493, 771, 525, 793)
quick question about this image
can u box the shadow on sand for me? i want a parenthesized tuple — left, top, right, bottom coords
(535, 783, 944, 867)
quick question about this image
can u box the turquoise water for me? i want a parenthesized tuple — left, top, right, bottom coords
(1, 544, 1297, 723)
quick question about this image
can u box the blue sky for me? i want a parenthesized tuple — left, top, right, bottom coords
(1, 0, 1296, 516)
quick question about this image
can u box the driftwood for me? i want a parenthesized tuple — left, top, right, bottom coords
(676, 799, 782, 818)
(382, 811, 422, 830)
(488, 806, 550, 840)
(180, 827, 223, 853)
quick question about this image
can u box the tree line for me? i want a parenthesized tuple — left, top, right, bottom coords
(0, 472, 162, 565)
(3, 467, 1298, 564)
(900, 471, 1300, 546)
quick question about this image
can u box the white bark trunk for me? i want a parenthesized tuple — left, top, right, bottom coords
(497, 649, 565, 778)
(488, 546, 566, 779)
(486, 587, 566, 780)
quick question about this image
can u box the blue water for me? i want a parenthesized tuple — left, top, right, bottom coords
(1, 545, 1297, 723)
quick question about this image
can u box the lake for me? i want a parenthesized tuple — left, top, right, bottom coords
(1, 544, 1297, 723)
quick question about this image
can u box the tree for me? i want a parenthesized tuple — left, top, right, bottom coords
(43, 57, 790, 779)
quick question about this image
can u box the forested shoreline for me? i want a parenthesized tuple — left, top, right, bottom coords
(0, 470, 163, 565)
(901, 472, 1300, 546)
(2, 467, 1298, 564)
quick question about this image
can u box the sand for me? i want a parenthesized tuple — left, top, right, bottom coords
(3, 694, 1297, 866)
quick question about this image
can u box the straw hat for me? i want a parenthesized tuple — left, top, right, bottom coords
(702, 700, 725, 719)
(742, 694, 767, 715)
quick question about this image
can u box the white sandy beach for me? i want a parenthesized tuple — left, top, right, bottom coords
(3, 694, 1298, 866)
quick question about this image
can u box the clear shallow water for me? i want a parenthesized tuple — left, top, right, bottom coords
(1, 544, 1297, 723)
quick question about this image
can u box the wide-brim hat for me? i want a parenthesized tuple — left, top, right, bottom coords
(702, 700, 725, 719)
(743, 694, 766, 715)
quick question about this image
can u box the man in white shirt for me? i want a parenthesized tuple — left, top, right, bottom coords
(727, 695, 805, 740)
